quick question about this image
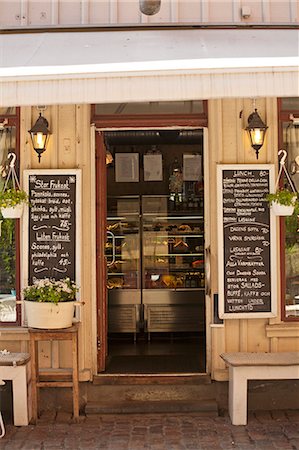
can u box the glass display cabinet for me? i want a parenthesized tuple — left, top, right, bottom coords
(106, 196, 141, 337)
(142, 196, 205, 336)
(106, 194, 205, 338)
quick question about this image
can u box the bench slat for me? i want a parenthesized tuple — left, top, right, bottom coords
(221, 352, 299, 367)
(0, 352, 30, 366)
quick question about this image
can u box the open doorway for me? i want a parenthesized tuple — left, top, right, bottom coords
(102, 128, 206, 374)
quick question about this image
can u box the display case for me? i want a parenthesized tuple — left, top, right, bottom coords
(106, 196, 141, 335)
(142, 196, 205, 334)
(106, 194, 206, 336)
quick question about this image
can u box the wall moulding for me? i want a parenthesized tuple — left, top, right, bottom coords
(266, 324, 299, 338)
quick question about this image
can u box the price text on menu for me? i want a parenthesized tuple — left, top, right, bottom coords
(28, 174, 76, 284)
(222, 169, 271, 313)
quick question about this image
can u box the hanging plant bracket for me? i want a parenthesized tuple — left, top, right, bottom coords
(274, 149, 297, 193)
(267, 150, 298, 216)
(2, 152, 21, 193)
(0, 152, 28, 219)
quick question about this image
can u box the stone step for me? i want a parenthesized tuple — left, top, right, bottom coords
(93, 373, 211, 385)
(87, 383, 216, 402)
(85, 398, 218, 416)
(85, 380, 218, 415)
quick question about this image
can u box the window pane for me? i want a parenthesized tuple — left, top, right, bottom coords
(95, 101, 204, 115)
(283, 122, 299, 318)
(0, 107, 16, 115)
(0, 219, 16, 322)
(281, 98, 299, 111)
(0, 126, 17, 322)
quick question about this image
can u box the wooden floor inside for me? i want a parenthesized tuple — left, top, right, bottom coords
(105, 332, 206, 374)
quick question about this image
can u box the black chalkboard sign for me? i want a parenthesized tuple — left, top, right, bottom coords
(217, 165, 277, 318)
(24, 170, 81, 285)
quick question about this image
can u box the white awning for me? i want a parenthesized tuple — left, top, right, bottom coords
(0, 28, 298, 106)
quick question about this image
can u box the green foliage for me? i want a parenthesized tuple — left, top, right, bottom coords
(23, 278, 78, 304)
(0, 217, 16, 288)
(266, 189, 298, 212)
(0, 188, 28, 208)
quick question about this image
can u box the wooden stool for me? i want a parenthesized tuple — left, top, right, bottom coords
(29, 324, 79, 423)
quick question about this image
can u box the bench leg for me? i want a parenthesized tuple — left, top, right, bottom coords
(12, 366, 29, 426)
(0, 411, 5, 438)
(229, 366, 248, 426)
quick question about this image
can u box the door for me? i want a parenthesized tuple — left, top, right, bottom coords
(96, 131, 108, 372)
(97, 128, 208, 374)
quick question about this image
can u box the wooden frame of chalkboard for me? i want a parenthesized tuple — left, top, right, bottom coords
(22, 170, 82, 301)
(217, 165, 277, 319)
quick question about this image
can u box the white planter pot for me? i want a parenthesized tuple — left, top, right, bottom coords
(24, 300, 75, 329)
(272, 201, 295, 216)
(1, 204, 24, 219)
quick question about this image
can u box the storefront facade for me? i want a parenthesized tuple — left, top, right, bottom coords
(0, 0, 298, 411)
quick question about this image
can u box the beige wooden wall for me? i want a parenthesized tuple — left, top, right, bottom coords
(0, 0, 297, 27)
(0, 105, 96, 382)
(208, 98, 299, 381)
(0, 99, 298, 380)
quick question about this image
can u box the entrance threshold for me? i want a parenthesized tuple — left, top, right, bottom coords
(93, 373, 211, 385)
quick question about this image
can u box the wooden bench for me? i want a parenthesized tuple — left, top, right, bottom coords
(0, 352, 31, 427)
(221, 352, 299, 426)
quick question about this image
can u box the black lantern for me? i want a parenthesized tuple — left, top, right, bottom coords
(245, 109, 268, 159)
(28, 113, 51, 162)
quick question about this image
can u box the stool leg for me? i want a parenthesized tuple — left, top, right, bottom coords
(72, 334, 79, 421)
(30, 337, 38, 424)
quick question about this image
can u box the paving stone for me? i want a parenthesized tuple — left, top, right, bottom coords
(0, 410, 299, 449)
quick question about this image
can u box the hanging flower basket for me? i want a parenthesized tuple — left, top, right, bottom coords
(1, 203, 24, 219)
(0, 153, 28, 219)
(265, 150, 299, 217)
(271, 199, 297, 217)
(266, 190, 298, 217)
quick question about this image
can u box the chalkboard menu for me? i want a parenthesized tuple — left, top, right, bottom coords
(24, 170, 81, 285)
(217, 165, 277, 318)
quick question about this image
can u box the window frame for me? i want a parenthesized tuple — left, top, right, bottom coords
(91, 101, 208, 128)
(0, 108, 21, 326)
(278, 98, 299, 322)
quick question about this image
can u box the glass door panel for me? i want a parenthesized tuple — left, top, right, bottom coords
(142, 195, 205, 335)
(106, 196, 141, 335)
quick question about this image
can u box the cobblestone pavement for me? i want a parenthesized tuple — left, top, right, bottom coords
(0, 410, 299, 450)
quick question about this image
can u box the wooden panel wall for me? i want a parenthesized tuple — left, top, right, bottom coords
(208, 98, 299, 381)
(0, 0, 297, 27)
(0, 99, 298, 380)
(19, 105, 94, 380)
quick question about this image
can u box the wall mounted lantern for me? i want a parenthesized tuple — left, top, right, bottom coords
(28, 110, 51, 163)
(139, 0, 161, 15)
(245, 108, 268, 159)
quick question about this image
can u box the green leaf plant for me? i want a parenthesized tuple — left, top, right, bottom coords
(0, 188, 29, 208)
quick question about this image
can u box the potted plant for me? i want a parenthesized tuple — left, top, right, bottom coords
(23, 278, 78, 329)
(266, 188, 298, 216)
(0, 188, 29, 219)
